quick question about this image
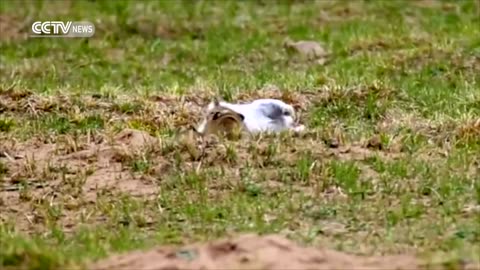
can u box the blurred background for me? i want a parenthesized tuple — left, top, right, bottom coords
(1, 0, 478, 97)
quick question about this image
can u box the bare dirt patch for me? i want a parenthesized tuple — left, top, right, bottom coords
(1, 128, 160, 196)
(89, 233, 469, 270)
(0, 128, 163, 232)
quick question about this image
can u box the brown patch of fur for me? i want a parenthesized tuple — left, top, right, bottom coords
(198, 106, 246, 140)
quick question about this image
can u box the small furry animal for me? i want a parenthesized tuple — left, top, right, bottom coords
(194, 98, 305, 136)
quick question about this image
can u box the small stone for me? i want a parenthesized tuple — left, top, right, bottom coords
(283, 37, 329, 61)
(366, 135, 383, 150)
(327, 138, 340, 148)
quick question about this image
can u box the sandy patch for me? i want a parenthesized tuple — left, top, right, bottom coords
(89, 233, 430, 270)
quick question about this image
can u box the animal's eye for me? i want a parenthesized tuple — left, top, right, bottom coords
(283, 110, 291, 116)
(212, 111, 221, 120)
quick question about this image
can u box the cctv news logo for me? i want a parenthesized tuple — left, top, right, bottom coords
(30, 21, 95, 38)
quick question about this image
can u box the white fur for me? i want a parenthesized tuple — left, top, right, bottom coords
(196, 99, 305, 134)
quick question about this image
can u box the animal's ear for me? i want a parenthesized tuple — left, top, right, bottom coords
(213, 97, 220, 106)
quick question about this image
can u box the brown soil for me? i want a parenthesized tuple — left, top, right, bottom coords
(0, 128, 162, 232)
(89, 233, 435, 270)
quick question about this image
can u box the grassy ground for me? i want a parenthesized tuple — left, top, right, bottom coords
(0, 0, 479, 269)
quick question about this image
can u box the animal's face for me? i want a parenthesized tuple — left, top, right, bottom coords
(279, 104, 305, 132)
(280, 104, 295, 128)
